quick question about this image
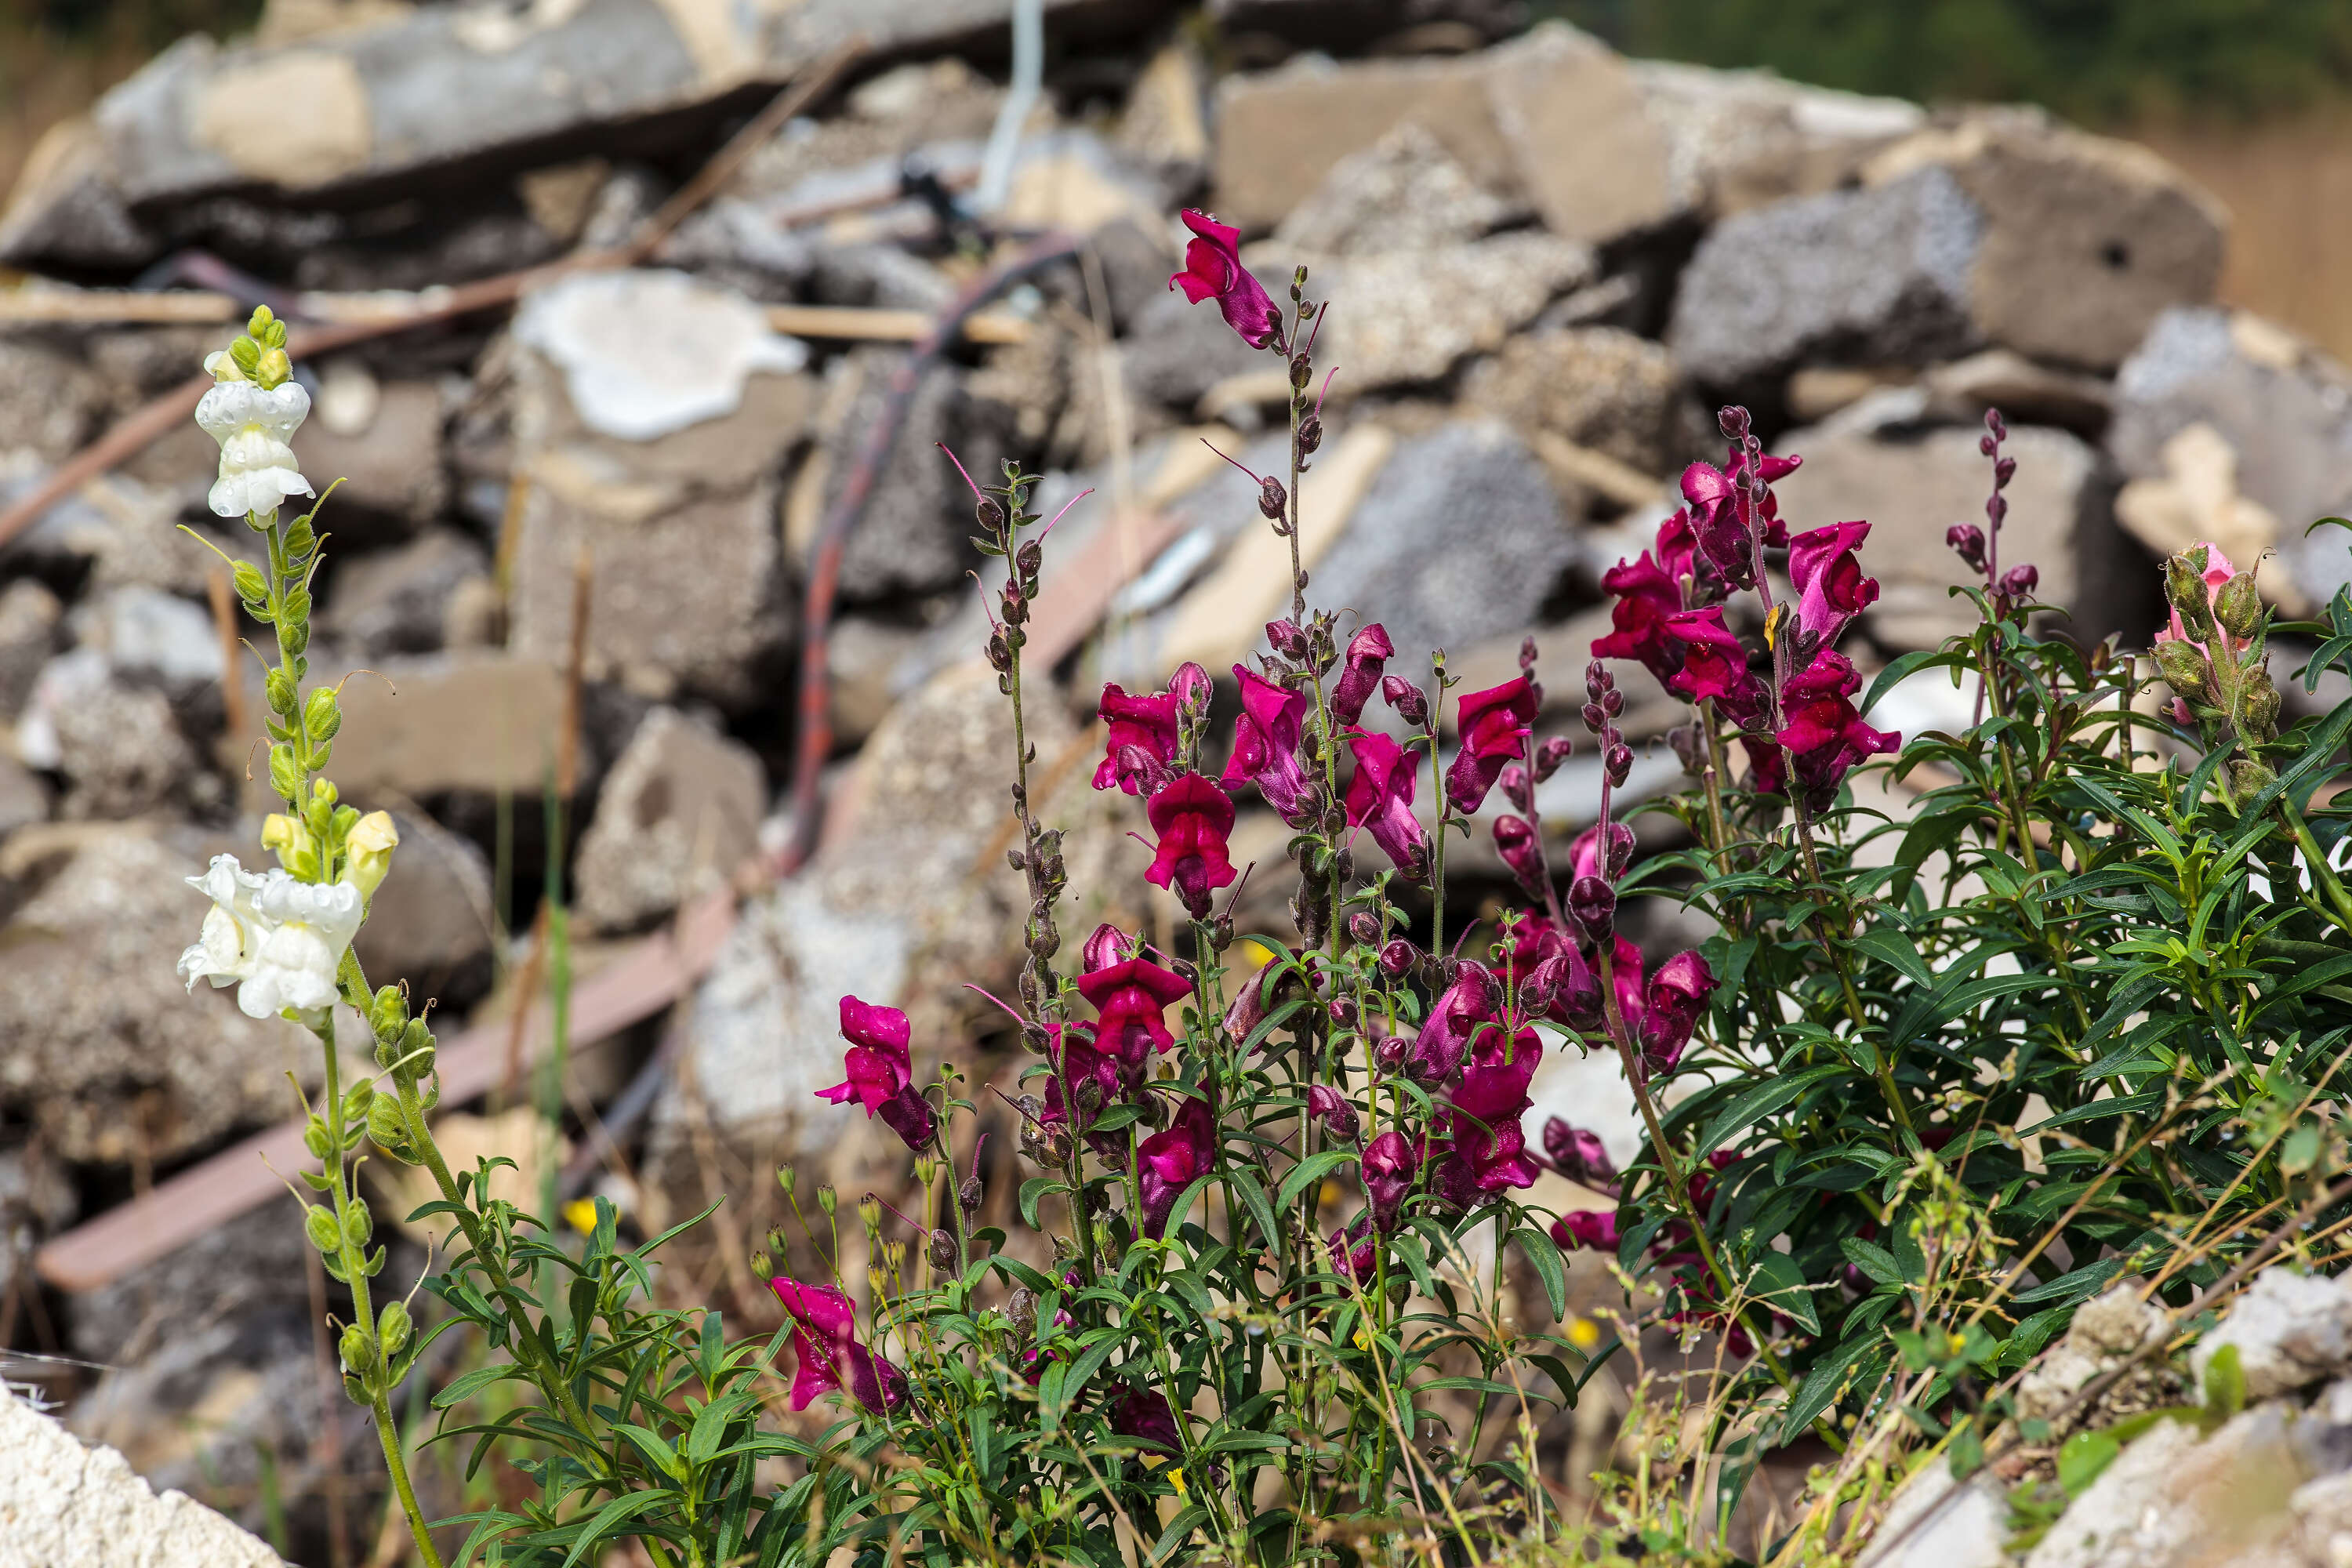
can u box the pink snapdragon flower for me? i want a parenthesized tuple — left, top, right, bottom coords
(1552, 1208, 1620, 1253)
(1136, 1095, 1215, 1238)
(770, 1277, 908, 1412)
(1169, 210, 1281, 349)
(1145, 772, 1238, 918)
(1445, 676, 1537, 813)
(1094, 683, 1181, 795)
(1786, 521, 1880, 653)
(1078, 953, 1192, 1068)
(1344, 731, 1428, 877)
(1330, 622, 1392, 726)
(1543, 1119, 1618, 1191)
(815, 996, 935, 1150)
(1221, 666, 1316, 824)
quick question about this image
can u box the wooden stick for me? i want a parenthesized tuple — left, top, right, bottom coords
(766, 303, 1029, 343)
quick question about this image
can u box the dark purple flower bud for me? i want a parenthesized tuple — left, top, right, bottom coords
(1348, 911, 1381, 946)
(1258, 477, 1287, 521)
(1493, 815, 1545, 899)
(1639, 950, 1717, 1072)
(2000, 563, 2039, 598)
(1330, 622, 1392, 727)
(1717, 405, 1752, 442)
(1500, 763, 1534, 815)
(1519, 636, 1539, 673)
(1370, 1025, 1406, 1073)
(1604, 743, 1633, 786)
(1378, 938, 1417, 978)
(1986, 492, 2009, 528)
(1266, 619, 1308, 659)
(1984, 406, 2007, 442)
(1569, 876, 1617, 940)
(1581, 702, 1606, 735)
(1534, 735, 1573, 783)
(1221, 965, 1272, 1047)
(1307, 1084, 1359, 1142)
(1117, 743, 1171, 797)
(1946, 523, 1987, 572)
(1600, 688, 1624, 717)
(1521, 953, 1570, 1018)
(1363, 1130, 1417, 1232)
(1543, 1119, 1617, 1190)
(1584, 660, 1608, 703)
(1381, 674, 1428, 728)
(1994, 455, 2016, 489)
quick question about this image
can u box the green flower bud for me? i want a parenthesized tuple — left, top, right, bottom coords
(344, 1196, 373, 1248)
(303, 1116, 332, 1160)
(372, 985, 408, 1041)
(817, 1185, 838, 1217)
(339, 1321, 376, 1375)
(2229, 757, 2278, 808)
(233, 561, 268, 606)
(230, 336, 262, 373)
(366, 1095, 411, 1156)
(342, 1078, 374, 1120)
(776, 1165, 797, 1198)
(312, 778, 338, 807)
(304, 1204, 342, 1253)
(749, 1247, 772, 1278)
(378, 1300, 412, 1359)
(2214, 571, 2263, 641)
(2165, 553, 2217, 638)
(2243, 673, 2283, 743)
(281, 587, 312, 628)
(264, 318, 288, 350)
(2152, 638, 2209, 697)
(857, 1195, 883, 1236)
(256, 347, 291, 388)
(248, 305, 276, 336)
(303, 685, 341, 742)
(268, 743, 303, 800)
(401, 1018, 434, 1075)
(264, 669, 296, 716)
(278, 619, 309, 656)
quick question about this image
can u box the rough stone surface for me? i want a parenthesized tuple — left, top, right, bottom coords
(0, 753, 48, 837)
(1, 1376, 283, 1568)
(1857, 1461, 2010, 1568)
(2192, 1269, 2352, 1404)
(506, 317, 813, 706)
(1882, 110, 2228, 375)
(1122, 289, 1272, 413)
(2026, 1406, 2302, 1568)
(16, 652, 202, 820)
(0, 114, 153, 270)
(0, 826, 324, 1163)
(319, 527, 492, 657)
(2109, 307, 2352, 604)
(2015, 1283, 2171, 1436)
(1772, 413, 2122, 649)
(350, 805, 495, 1014)
(574, 706, 765, 935)
(1275, 122, 1512, 256)
(0, 341, 113, 465)
(1277, 231, 1595, 389)
(297, 651, 569, 800)
(1305, 420, 1576, 666)
(287, 373, 448, 536)
(812, 346, 1014, 604)
(0, 1143, 75, 1308)
(0, 578, 62, 721)
(1628, 58, 1924, 221)
(1461, 326, 1682, 474)
(1484, 24, 1682, 245)
(1669, 167, 1985, 390)
(514, 269, 809, 441)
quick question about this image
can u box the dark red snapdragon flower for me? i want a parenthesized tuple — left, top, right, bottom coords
(1406, 960, 1499, 1082)
(1344, 730, 1428, 877)
(1169, 209, 1282, 350)
(1306, 1083, 1359, 1142)
(1592, 513, 1700, 682)
(1662, 607, 1766, 725)
(1136, 1094, 1215, 1238)
(1682, 448, 1798, 588)
(1110, 1387, 1183, 1454)
(1094, 683, 1181, 795)
(1639, 950, 1717, 1072)
(1786, 520, 1879, 654)
(1445, 676, 1537, 813)
(1426, 1023, 1543, 1203)
(815, 996, 935, 1150)
(1493, 815, 1544, 898)
(1221, 666, 1315, 824)
(1363, 1129, 1417, 1232)
(1330, 622, 1392, 726)
(1327, 1215, 1377, 1285)
(770, 1277, 909, 1412)
(1773, 648, 1900, 806)
(1144, 772, 1238, 918)
(1078, 953, 1193, 1068)
(1552, 1208, 1620, 1254)
(1081, 921, 1131, 975)
(1543, 1118, 1618, 1191)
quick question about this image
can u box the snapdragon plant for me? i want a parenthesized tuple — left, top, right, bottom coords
(172, 190, 2352, 1565)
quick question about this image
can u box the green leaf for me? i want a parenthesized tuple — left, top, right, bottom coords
(1840, 1237, 1902, 1288)
(1276, 1149, 1357, 1211)
(1780, 1332, 1882, 1444)
(1748, 1252, 1820, 1336)
(2012, 1258, 2127, 1307)
(559, 1490, 676, 1568)
(2204, 1341, 2246, 1418)
(1850, 926, 1933, 989)
(1864, 648, 1970, 717)
(1515, 1226, 1568, 1322)
(1697, 1065, 1846, 1156)
(2056, 1428, 2122, 1498)
(1229, 1167, 1283, 1254)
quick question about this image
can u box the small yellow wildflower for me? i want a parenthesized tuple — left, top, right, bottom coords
(1168, 1467, 1187, 1499)
(562, 1197, 601, 1236)
(1567, 1317, 1602, 1350)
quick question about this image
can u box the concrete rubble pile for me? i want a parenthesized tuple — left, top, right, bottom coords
(0, 0, 2343, 1556)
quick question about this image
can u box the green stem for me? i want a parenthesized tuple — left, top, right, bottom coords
(367, 1396, 444, 1568)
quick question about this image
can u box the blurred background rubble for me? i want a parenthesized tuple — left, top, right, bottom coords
(2, 0, 2350, 1559)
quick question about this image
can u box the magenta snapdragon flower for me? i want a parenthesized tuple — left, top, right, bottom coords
(1543, 1119, 1617, 1191)
(1136, 1095, 1215, 1238)
(1078, 953, 1192, 1068)
(1445, 676, 1537, 813)
(815, 996, 935, 1150)
(1145, 772, 1238, 919)
(1770, 648, 1900, 806)
(1786, 520, 1880, 652)
(1592, 513, 1699, 682)
(1362, 1130, 1417, 1232)
(1330, 622, 1392, 727)
(1662, 607, 1766, 725)
(1343, 730, 1428, 877)
(1094, 683, 1181, 795)
(1221, 666, 1316, 824)
(769, 1277, 909, 1412)
(1168, 209, 1282, 348)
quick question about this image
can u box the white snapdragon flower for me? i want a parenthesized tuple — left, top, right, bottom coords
(177, 853, 364, 1021)
(195, 370, 314, 521)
